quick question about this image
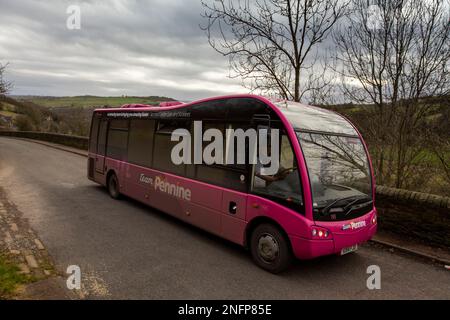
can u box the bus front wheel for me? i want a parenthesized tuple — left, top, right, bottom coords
(107, 172, 121, 199)
(250, 223, 292, 274)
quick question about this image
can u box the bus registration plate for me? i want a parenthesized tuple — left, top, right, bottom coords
(341, 245, 358, 255)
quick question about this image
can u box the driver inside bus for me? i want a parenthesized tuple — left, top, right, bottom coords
(254, 162, 301, 204)
(254, 162, 296, 187)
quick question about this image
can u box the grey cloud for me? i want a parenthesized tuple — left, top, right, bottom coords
(0, 0, 246, 100)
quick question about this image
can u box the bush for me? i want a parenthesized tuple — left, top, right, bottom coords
(14, 115, 34, 131)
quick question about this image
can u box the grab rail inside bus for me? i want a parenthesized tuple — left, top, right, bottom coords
(120, 104, 152, 108)
(120, 101, 183, 108)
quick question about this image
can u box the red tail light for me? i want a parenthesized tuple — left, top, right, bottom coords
(311, 226, 332, 239)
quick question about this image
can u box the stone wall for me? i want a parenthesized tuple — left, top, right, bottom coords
(376, 185, 450, 248)
(0, 130, 88, 150)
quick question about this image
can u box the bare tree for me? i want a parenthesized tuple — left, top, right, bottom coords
(427, 98, 450, 190)
(201, 0, 349, 102)
(0, 63, 12, 95)
(333, 0, 450, 188)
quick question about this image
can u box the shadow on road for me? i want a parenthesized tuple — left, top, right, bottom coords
(87, 184, 362, 279)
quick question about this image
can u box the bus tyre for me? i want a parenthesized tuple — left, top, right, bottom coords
(107, 173, 121, 199)
(250, 224, 292, 274)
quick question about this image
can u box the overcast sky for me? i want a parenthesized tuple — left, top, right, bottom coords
(0, 0, 248, 101)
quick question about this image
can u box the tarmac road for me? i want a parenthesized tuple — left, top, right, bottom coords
(0, 137, 449, 299)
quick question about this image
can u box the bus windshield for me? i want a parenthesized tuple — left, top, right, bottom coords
(297, 131, 373, 221)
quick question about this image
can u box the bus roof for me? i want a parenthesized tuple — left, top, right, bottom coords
(269, 100, 358, 136)
(95, 94, 358, 136)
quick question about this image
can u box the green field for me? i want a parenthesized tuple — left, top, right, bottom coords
(0, 110, 17, 118)
(14, 95, 175, 108)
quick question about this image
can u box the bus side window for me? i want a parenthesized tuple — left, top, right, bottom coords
(106, 119, 129, 161)
(89, 114, 100, 153)
(128, 119, 155, 167)
(153, 119, 190, 176)
(97, 119, 108, 156)
(194, 121, 248, 192)
(224, 122, 253, 172)
(252, 132, 304, 212)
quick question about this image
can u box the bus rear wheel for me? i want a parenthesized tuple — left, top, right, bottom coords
(107, 172, 121, 199)
(250, 223, 292, 274)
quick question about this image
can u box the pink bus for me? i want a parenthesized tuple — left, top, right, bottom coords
(88, 95, 377, 273)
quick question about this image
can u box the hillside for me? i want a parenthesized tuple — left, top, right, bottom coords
(0, 95, 58, 132)
(13, 95, 175, 109)
(1, 95, 177, 136)
(0, 96, 177, 136)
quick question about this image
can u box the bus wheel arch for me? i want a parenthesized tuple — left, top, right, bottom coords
(245, 217, 293, 273)
(106, 170, 121, 199)
(245, 217, 290, 247)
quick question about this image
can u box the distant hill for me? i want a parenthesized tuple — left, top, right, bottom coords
(0, 95, 61, 132)
(12, 95, 176, 109)
(1, 95, 178, 136)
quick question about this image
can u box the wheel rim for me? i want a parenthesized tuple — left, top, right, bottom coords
(109, 176, 117, 195)
(257, 233, 279, 263)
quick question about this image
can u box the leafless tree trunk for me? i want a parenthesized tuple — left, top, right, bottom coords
(0, 63, 12, 95)
(426, 98, 450, 191)
(333, 0, 449, 188)
(201, 0, 349, 102)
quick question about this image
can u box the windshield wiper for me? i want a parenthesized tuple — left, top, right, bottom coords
(344, 199, 373, 216)
(321, 195, 371, 215)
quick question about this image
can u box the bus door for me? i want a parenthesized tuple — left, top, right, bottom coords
(220, 171, 248, 245)
(95, 118, 108, 174)
(219, 122, 255, 244)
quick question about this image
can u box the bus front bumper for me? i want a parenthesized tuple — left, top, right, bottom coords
(289, 223, 377, 260)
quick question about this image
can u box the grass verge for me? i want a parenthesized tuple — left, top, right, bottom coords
(0, 255, 33, 299)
